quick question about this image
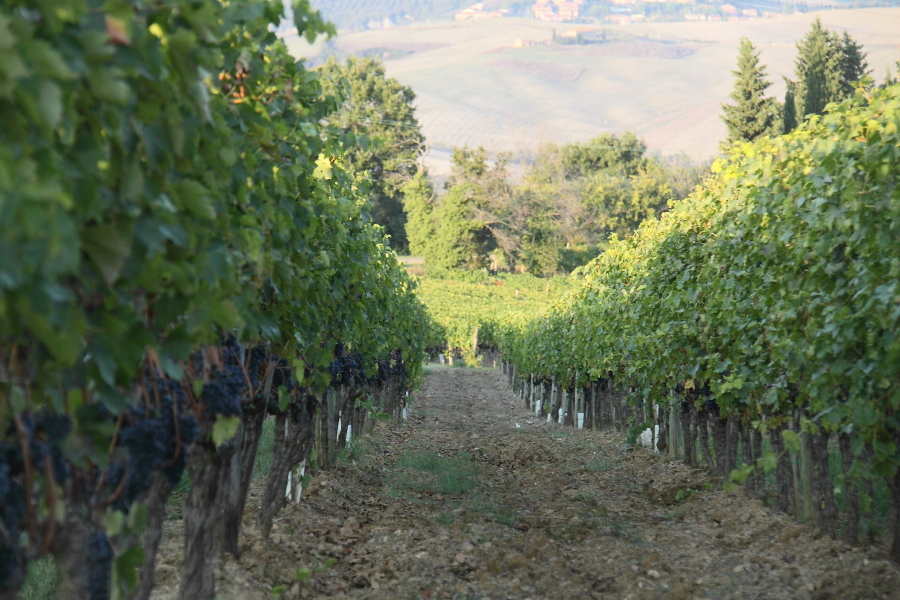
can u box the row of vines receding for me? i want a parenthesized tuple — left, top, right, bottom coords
(496, 83, 900, 562)
(0, 0, 434, 599)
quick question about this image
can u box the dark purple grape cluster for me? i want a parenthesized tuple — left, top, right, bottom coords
(0, 461, 26, 594)
(201, 366, 245, 416)
(327, 343, 365, 386)
(114, 411, 198, 505)
(271, 357, 294, 391)
(0, 411, 72, 593)
(370, 359, 391, 384)
(101, 376, 198, 508)
(85, 531, 112, 600)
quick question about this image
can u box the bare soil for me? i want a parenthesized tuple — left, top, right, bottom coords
(151, 367, 900, 600)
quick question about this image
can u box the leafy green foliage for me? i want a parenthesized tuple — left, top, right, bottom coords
(0, 0, 433, 596)
(316, 56, 424, 252)
(408, 134, 706, 276)
(499, 83, 900, 514)
(415, 272, 576, 360)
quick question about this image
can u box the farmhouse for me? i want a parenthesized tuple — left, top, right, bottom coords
(456, 3, 509, 20)
(531, 0, 586, 22)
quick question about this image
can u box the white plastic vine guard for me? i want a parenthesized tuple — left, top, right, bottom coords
(639, 425, 661, 452)
(285, 458, 306, 502)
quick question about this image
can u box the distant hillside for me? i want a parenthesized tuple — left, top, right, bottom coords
(287, 9, 900, 162)
(311, 0, 472, 30)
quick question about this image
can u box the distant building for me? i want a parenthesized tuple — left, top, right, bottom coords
(720, 3, 737, 14)
(685, 13, 707, 20)
(605, 13, 631, 24)
(742, 8, 759, 16)
(532, 0, 585, 22)
(456, 3, 509, 20)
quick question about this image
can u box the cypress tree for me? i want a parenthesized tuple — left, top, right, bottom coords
(720, 38, 780, 147)
(838, 30, 869, 96)
(783, 79, 798, 134)
(793, 19, 842, 119)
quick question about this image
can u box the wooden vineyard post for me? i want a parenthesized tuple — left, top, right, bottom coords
(472, 326, 479, 357)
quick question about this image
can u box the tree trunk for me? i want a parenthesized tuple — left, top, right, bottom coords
(890, 431, 900, 563)
(219, 398, 267, 558)
(697, 409, 715, 475)
(50, 507, 91, 600)
(655, 403, 668, 454)
(752, 429, 766, 499)
(564, 389, 575, 427)
(711, 410, 728, 480)
(338, 386, 363, 450)
(180, 410, 236, 600)
(739, 420, 754, 496)
(726, 416, 738, 477)
(681, 402, 696, 467)
(584, 384, 594, 430)
(130, 474, 173, 600)
(838, 433, 859, 545)
(259, 394, 317, 540)
(551, 381, 563, 424)
(811, 431, 838, 538)
(768, 423, 794, 514)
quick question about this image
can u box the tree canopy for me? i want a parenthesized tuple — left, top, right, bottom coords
(720, 38, 781, 148)
(405, 134, 707, 276)
(317, 56, 425, 251)
(784, 19, 868, 132)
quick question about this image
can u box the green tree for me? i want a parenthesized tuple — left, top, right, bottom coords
(401, 170, 437, 258)
(783, 79, 798, 134)
(428, 182, 493, 271)
(787, 20, 868, 131)
(560, 132, 647, 178)
(720, 38, 780, 148)
(317, 56, 424, 251)
(794, 19, 841, 119)
(838, 30, 869, 97)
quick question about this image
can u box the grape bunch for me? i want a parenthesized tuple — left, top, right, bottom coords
(85, 531, 112, 600)
(327, 343, 364, 386)
(0, 411, 73, 593)
(100, 377, 198, 509)
(0, 461, 25, 594)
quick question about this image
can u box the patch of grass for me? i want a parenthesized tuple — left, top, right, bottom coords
(464, 493, 518, 527)
(578, 493, 599, 507)
(18, 557, 57, 600)
(252, 417, 277, 481)
(436, 512, 456, 526)
(587, 457, 615, 473)
(547, 431, 570, 438)
(397, 451, 447, 473)
(394, 451, 480, 496)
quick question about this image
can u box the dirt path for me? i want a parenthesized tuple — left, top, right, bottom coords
(151, 367, 900, 600)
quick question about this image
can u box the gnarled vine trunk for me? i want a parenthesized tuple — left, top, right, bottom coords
(259, 393, 317, 540)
